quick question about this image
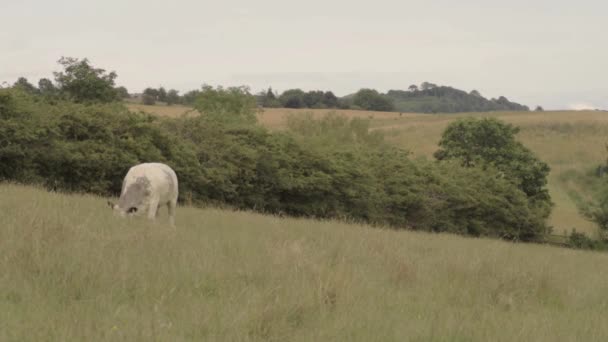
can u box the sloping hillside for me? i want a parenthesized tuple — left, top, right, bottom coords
(132, 104, 604, 236)
(1, 184, 608, 341)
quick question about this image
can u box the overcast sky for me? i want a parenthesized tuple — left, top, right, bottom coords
(2, 0, 607, 109)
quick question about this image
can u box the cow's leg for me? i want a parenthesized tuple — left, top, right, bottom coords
(147, 198, 160, 221)
(155, 205, 161, 218)
(168, 199, 177, 227)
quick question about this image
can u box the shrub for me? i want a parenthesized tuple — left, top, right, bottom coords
(435, 117, 553, 227)
(284, 113, 548, 240)
(0, 89, 551, 241)
(369, 153, 547, 240)
(568, 230, 608, 250)
(0, 88, 197, 195)
(194, 85, 258, 126)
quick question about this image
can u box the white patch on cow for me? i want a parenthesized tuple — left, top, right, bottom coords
(113, 162, 179, 226)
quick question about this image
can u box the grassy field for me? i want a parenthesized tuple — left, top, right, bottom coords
(3, 183, 608, 341)
(131, 103, 607, 236)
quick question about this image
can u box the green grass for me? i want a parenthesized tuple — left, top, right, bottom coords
(3, 183, 608, 341)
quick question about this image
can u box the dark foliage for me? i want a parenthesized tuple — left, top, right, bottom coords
(386, 86, 530, 113)
(434, 117, 553, 240)
(352, 89, 394, 111)
(568, 230, 608, 250)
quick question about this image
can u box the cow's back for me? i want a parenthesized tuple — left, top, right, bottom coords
(122, 163, 178, 202)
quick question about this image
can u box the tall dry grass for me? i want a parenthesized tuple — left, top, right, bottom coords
(127, 103, 197, 118)
(2, 184, 608, 341)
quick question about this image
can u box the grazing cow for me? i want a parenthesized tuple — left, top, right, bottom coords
(108, 163, 178, 226)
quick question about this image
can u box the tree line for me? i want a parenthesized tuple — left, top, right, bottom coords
(134, 84, 535, 114)
(8, 57, 536, 114)
(253, 81, 534, 113)
(386, 85, 531, 113)
(9, 57, 130, 103)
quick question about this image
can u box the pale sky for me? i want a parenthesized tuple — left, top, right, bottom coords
(2, 0, 607, 109)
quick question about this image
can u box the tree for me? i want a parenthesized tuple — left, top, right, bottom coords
(143, 88, 158, 98)
(181, 90, 201, 105)
(265, 87, 276, 100)
(53, 57, 119, 103)
(470, 90, 482, 97)
(158, 87, 167, 103)
(322, 91, 339, 108)
(115, 86, 130, 99)
(495, 96, 510, 105)
(408, 84, 418, 92)
(420, 82, 437, 91)
(166, 89, 180, 105)
(434, 118, 552, 240)
(259, 87, 280, 108)
(303, 90, 324, 108)
(142, 87, 159, 105)
(38, 78, 57, 96)
(434, 118, 551, 208)
(535, 106, 544, 112)
(142, 88, 157, 105)
(279, 89, 306, 108)
(352, 89, 394, 111)
(13, 77, 38, 94)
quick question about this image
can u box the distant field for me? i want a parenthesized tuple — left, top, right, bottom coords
(130, 103, 607, 235)
(128, 103, 197, 117)
(259, 107, 421, 130)
(3, 184, 608, 341)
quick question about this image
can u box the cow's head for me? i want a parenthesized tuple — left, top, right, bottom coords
(107, 201, 123, 217)
(107, 201, 141, 217)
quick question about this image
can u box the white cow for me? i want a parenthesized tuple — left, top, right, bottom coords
(108, 162, 178, 226)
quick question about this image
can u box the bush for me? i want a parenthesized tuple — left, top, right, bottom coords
(194, 85, 258, 125)
(368, 153, 547, 239)
(284, 113, 547, 240)
(568, 230, 608, 250)
(115, 86, 130, 99)
(0, 89, 551, 241)
(435, 117, 553, 230)
(577, 148, 608, 235)
(0, 88, 197, 195)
